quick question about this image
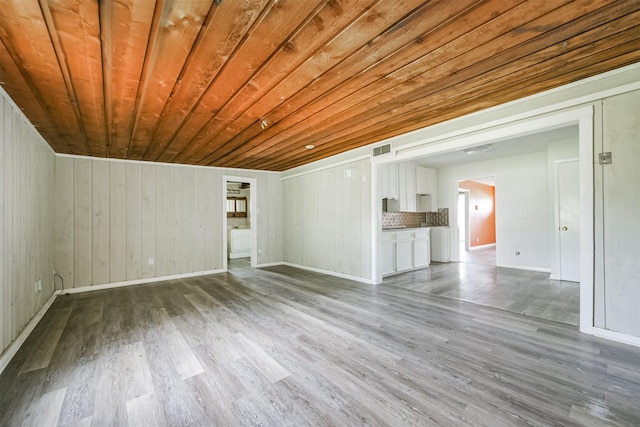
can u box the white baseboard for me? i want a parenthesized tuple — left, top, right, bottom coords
(282, 262, 374, 285)
(470, 243, 496, 250)
(255, 262, 285, 268)
(593, 327, 640, 348)
(0, 290, 61, 375)
(498, 264, 551, 274)
(62, 269, 226, 295)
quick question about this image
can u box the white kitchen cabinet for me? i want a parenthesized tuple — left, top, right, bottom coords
(379, 228, 432, 277)
(395, 231, 414, 271)
(413, 229, 431, 268)
(378, 232, 396, 276)
(378, 162, 399, 199)
(387, 163, 416, 212)
(416, 165, 437, 195)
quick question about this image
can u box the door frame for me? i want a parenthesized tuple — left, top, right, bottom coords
(222, 175, 258, 270)
(457, 189, 470, 252)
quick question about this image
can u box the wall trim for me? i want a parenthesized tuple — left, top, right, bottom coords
(54, 153, 281, 175)
(282, 262, 374, 285)
(0, 290, 61, 375)
(61, 269, 225, 295)
(281, 154, 370, 180)
(497, 264, 551, 274)
(593, 328, 640, 348)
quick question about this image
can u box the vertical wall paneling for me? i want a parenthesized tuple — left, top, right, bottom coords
(0, 99, 7, 350)
(193, 170, 206, 272)
(182, 168, 195, 273)
(109, 162, 126, 283)
(92, 161, 110, 284)
(12, 112, 22, 337)
(204, 168, 218, 270)
(360, 162, 371, 278)
(282, 159, 371, 280)
(1, 88, 55, 357)
(141, 164, 157, 279)
(2, 97, 14, 348)
(126, 163, 142, 280)
(54, 158, 74, 290)
(169, 167, 183, 275)
(73, 159, 92, 287)
(53, 158, 283, 290)
(155, 166, 170, 277)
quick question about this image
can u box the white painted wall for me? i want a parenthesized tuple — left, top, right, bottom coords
(54, 157, 283, 289)
(0, 90, 55, 356)
(438, 151, 551, 271)
(282, 158, 372, 281)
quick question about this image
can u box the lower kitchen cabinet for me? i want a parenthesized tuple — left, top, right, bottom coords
(413, 229, 431, 268)
(395, 231, 414, 271)
(378, 232, 396, 276)
(379, 228, 431, 277)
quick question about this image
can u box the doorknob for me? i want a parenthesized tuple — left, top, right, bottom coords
(562, 226, 568, 231)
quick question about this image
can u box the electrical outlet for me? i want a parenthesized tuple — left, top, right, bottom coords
(148, 258, 154, 266)
(258, 248, 262, 255)
(515, 246, 521, 257)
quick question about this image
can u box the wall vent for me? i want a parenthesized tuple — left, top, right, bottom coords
(372, 144, 391, 157)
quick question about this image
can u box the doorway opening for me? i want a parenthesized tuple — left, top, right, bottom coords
(222, 175, 258, 271)
(457, 178, 496, 266)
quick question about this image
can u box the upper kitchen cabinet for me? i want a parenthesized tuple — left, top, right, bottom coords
(387, 162, 416, 212)
(416, 165, 437, 195)
(378, 162, 399, 200)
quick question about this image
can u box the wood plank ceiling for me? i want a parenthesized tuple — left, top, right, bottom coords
(0, 1, 639, 171)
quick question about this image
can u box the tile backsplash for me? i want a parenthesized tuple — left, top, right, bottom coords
(382, 211, 426, 228)
(381, 199, 449, 228)
(425, 208, 449, 226)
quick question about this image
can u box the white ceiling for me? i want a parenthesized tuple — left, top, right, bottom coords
(413, 125, 579, 169)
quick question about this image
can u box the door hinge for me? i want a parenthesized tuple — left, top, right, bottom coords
(599, 152, 612, 165)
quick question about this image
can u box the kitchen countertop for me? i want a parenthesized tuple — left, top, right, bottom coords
(382, 226, 431, 232)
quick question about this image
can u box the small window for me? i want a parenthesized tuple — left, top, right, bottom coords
(227, 197, 247, 218)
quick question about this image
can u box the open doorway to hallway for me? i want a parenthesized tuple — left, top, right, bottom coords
(457, 178, 496, 266)
(222, 175, 258, 271)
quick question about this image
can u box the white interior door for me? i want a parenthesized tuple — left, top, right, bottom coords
(558, 160, 580, 282)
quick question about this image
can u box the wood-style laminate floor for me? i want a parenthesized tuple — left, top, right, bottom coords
(388, 246, 580, 326)
(1, 261, 638, 426)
